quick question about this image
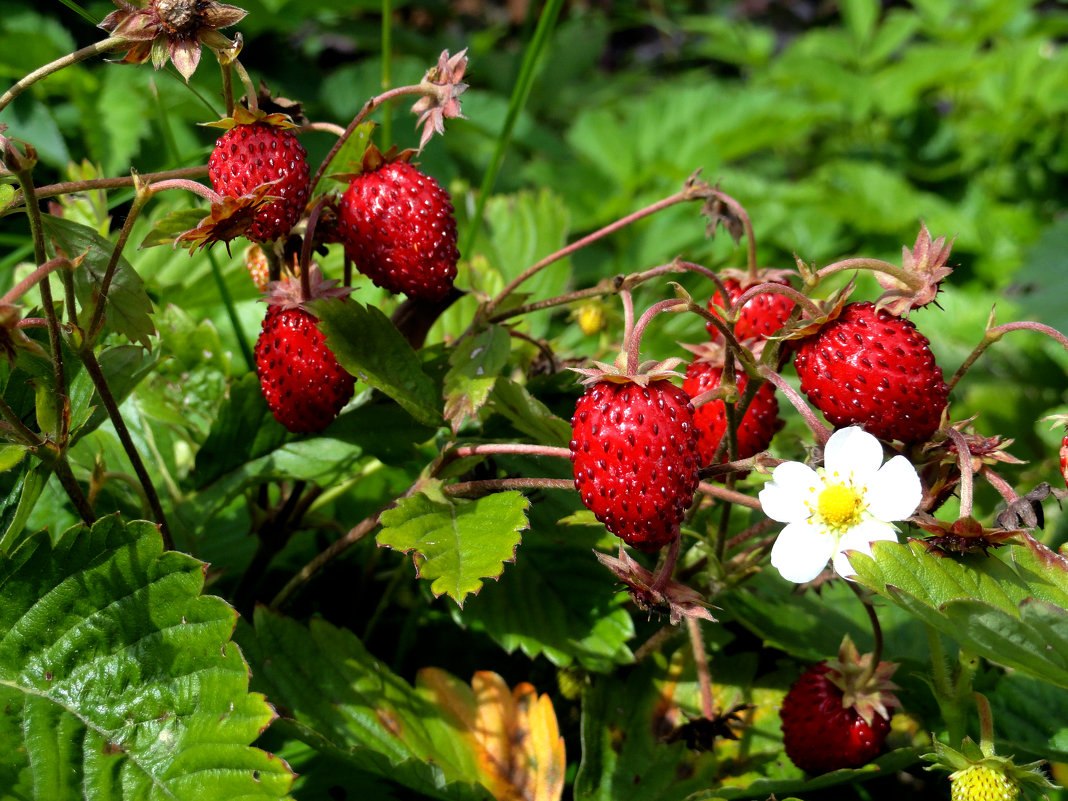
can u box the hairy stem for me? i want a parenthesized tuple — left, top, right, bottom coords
(0, 36, 130, 112)
(6, 166, 208, 213)
(731, 281, 822, 320)
(812, 257, 922, 291)
(697, 481, 762, 510)
(687, 617, 716, 719)
(626, 298, 687, 374)
(758, 366, 831, 445)
(0, 256, 74, 306)
(945, 427, 975, 518)
(87, 189, 149, 343)
(444, 477, 574, 498)
(948, 318, 1068, 392)
(308, 83, 429, 195)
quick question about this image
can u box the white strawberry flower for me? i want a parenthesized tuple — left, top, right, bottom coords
(759, 426, 922, 583)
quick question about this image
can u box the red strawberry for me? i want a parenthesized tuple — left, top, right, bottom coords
(1060, 432, 1067, 490)
(793, 301, 949, 443)
(707, 271, 796, 341)
(254, 268, 355, 433)
(208, 120, 310, 243)
(780, 640, 899, 775)
(682, 351, 781, 467)
(570, 378, 700, 551)
(337, 148, 459, 302)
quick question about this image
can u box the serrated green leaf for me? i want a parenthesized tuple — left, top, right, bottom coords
(312, 298, 442, 428)
(0, 516, 293, 800)
(488, 378, 572, 447)
(0, 183, 14, 212)
(95, 68, 151, 175)
(852, 540, 1068, 688)
(378, 489, 528, 605)
(443, 324, 511, 432)
(41, 214, 155, 348)
(241, 610, 494, 801)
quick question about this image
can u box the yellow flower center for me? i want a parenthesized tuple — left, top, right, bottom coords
(817, 482, 865, 530)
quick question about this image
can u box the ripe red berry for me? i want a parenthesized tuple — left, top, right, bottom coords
(570, 379, 700, 551)
(208, 122, 311, 243)
(793, 301, 949, 443)
(1060, 432, 1067, 490)
(338, 157, 459, 302)
(254, 269, 355, 434)
(682, 359, 781, 467)
(707, 276, 795, 341)
(780, 663, 891, 774)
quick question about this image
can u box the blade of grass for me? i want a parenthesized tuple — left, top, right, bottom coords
(380, 0, 394, 149)
(56, 0, 98, 26)
(460, 0, 565, 257)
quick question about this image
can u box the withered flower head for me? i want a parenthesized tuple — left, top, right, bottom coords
(410, 48, 468, 150)
(875, 223, 955, 316)
(175, 181, 279, 254)
(99, 0, 247, 82)
(914, 513, 1022, 556)
(594, 547, 716, 625)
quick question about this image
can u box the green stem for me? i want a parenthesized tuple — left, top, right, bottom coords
(947, 317, 1068, 392)
(974, 692, 996, 757)
(207, 248, 254, 372)
(0, 36, 130, 112)
(461, 0, 565, 258)
(78, 347, 173, 549)
(380, 0, 393, 149)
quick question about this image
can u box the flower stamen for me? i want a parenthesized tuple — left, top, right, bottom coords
(817, 483, 865, 530)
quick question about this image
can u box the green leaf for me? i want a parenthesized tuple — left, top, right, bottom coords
(377, 488, 529, 606)
(314, 121, 375, 197)
(41, 214, 155, 348)
(0, 461, 48, 554)
(0, 516, 293, 800)
(95, 69, 151, 175)
(719, 569, 932, 664)
(990, 672, 1068, 762)
(488, 378, 572, 447)
(575, 661, 720, 801)
(851, 540, 1068, 688)
(443, 324, 511, 432)
(194, 373, 286, 488)
(455, 526, 634, 672)
(482, 190, 572, 339)
(312, 298, 442, 428)
(241, 610, 493, 801)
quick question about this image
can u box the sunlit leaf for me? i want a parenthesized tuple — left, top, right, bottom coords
(313, 297, 442, 428)
(242, 609, 493, 801)
(851, 540, 1068, 687)
(0, 516, 293, 799)
(377, 486, 528, 605)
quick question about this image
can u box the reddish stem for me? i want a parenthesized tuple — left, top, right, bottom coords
(813, 257, 923, 291)
(626, 298, 687, 374)
(697, 481, 762, 510)
(0, 257, 72, 306)
(687, 616, 716, 719)
(731, 281, 821, 320)
(444, 477, 575, 498)
(980, 466, 1018, 504)
(758, 366, 832, 445)
(147, 178, 222, 204)
(945, 427, 975, 518)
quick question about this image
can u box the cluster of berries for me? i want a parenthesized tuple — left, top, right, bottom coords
(203, 114, 459, 433)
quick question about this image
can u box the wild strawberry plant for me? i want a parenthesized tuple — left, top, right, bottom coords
(1, 2, 1067, 800)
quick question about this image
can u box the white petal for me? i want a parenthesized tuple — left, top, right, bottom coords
(770, 521, 837, 583)
(823, 426, 883, 484)
(759, 461, 820, 523)
(832, 520, 899, 577)
(867, 455, 922, 521)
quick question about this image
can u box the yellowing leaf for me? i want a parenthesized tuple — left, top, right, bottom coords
(418, 669, 565, 801)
